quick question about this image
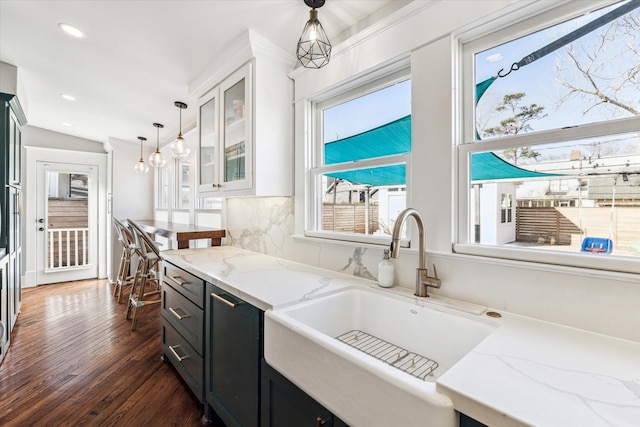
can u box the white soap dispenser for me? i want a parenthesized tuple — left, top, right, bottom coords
(377, 249, 395, 288)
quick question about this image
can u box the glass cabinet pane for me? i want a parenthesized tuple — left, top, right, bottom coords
(223, 78, 246, 183)
(199, 96, 217, 187)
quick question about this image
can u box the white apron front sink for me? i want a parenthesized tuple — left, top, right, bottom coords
(265, 286, 498, 427)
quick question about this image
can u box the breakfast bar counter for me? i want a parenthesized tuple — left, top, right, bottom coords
(135, 220, 225, 249)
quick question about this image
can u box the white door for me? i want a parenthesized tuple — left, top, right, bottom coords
(36, 162, 99, 284)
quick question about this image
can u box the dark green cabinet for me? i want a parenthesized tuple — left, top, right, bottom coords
(459, 413, 488, 427)
(261, 361, 348, 427)
(206, 282, 263, 427)
(0, 92, 25, 366)
(161, 262, 207, 402)
(0, 252, 8, 365)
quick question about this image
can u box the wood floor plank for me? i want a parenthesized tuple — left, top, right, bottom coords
(0, 279, 220, 427)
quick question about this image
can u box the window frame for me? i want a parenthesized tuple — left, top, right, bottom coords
(455, 0, 640, 274)
(305, 66, 412, 246)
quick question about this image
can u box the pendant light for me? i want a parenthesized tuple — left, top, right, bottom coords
(169, 101, 191, 158)
(134, 136, 149, 174)
(149, 123, 166, 168)
(296, 0, 331, 69)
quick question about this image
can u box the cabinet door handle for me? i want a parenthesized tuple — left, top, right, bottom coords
(168, 307, 190, 320)
(211, 292, 240, 308)
(171, 276, 188, 286)
(168, 345, 190, 362)
(316, 417, 328, 427)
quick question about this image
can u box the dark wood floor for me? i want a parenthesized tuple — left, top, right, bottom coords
(0, 279, 222, 426)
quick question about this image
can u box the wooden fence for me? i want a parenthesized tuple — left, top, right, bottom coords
(47, 199, 89, 269)
(516, 207, 581, 245)
(322, 204, 379, 234)
(516, 206, 640, 251)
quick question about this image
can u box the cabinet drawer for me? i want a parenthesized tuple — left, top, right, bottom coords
(162, 284, 204, 356)
(162, 320, 204, 402)
(164, 262, 205, 307)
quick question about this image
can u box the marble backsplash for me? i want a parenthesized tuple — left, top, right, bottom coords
(225, 196, 295, 258)
(225, 196, 384, 284)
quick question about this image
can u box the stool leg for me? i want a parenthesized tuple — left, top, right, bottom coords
(114, 248, 127, 297)
(126, 258, 145, 321)
(116, 251, 133, 304)
(130, 259, 150, 331)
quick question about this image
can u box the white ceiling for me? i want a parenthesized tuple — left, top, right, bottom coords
(0, 0, 400, 147)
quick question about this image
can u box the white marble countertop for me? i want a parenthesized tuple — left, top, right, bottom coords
(162, 246, 368, 311)
(162, 246, 640, 427)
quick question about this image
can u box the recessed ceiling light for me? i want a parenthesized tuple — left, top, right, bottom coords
(58, 23, 85, 38)
(61, 94, 76, 101)
(62, 122, 73, 127)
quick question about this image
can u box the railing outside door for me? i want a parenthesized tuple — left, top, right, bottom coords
(47, 227, 89, 271)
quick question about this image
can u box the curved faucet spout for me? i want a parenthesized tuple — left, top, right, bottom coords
(389, 207, 440, 297)
(390, 208, 425, 270)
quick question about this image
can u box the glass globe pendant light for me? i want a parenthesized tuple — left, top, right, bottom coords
(149, 122, 167, 168)
(134, 136, 149, 174)
(169, 101, 191, 158)
(296, 0, 331, 69)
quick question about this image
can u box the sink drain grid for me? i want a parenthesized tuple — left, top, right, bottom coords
(336, 330, 439, 381)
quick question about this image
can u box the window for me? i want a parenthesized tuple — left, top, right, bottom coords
(156, 166, 169, 209)
(307, 69, 411, 243)
(177, 159, 190, 209)
(459, 1, 640, 273)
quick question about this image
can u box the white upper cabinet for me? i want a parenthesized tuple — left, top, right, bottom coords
(193, 30, 294, 197)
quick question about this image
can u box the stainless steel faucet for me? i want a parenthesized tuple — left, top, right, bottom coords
(389, 208, 441, 297)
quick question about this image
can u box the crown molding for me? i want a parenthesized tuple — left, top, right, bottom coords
(189, 29, 295, 99)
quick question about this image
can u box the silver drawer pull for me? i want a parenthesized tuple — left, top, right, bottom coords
(168, 344, 190, 362)
(171, 276, 188, 286)
(211, 292, 240, 308)
(168, 306, 190, 320)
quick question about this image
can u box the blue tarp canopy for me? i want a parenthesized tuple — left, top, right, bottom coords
(470, 152, 561, 182)
(324, 115, 410, 186)
(325, 115, 411, 164)
(324, 115, 559, 186)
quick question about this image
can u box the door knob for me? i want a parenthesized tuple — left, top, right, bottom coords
(38, 218, 45, 223)
(38, 227, 44, 231)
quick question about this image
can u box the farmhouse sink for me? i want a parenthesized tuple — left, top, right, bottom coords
(265, 287, 499, 427)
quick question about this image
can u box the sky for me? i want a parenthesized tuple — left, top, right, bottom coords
(475, 1, 638, 137)
(323, 79, 411, 143)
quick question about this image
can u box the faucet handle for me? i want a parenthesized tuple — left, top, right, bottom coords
(422, 264, 441, 289)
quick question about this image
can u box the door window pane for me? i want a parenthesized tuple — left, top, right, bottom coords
(46, 172, 89, 269)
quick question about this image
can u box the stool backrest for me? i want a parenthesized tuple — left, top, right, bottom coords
(113, 218, 134, 248)
(128, 220, 162, 260)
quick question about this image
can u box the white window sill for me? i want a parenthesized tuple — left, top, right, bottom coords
(453, 243, 640, 276)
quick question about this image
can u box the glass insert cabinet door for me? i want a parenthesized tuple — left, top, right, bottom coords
(220, 65, 251, 191)
(223, 80, 246, 183)
(199, 87, 218, 192)
(197, 64, 252, 195)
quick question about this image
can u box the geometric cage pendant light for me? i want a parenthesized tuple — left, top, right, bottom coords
(133, 136, 149, 174)
(149, 122, 167, 168)
(169, 101, 190, 158)
(296, 0, 331, 69)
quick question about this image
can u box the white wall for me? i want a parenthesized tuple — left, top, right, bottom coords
(109, 138, 154, 281)
(272, 0, 640, 342)
(22, 125, 106, 153)
(479, 183, 516, 245)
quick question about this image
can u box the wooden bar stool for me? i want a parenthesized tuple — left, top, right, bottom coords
(112, 218, 137, 303)
(126, 219, 163, 330)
